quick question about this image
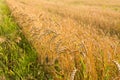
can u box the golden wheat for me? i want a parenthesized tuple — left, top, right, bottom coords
(6, 0, 120, 80)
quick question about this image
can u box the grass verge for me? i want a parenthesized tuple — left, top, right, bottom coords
(0, 0, 46, 80)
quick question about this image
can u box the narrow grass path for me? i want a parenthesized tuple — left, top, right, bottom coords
(0, 0, 46, 80)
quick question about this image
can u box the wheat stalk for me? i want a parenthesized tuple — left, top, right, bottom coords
(113, 60, 120, 72)
(70, 67, 77, 80)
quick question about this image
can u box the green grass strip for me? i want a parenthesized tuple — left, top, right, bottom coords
(0, 0, 45, 80)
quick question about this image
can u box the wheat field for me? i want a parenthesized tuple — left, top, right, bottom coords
(3, 0, 120, 80)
